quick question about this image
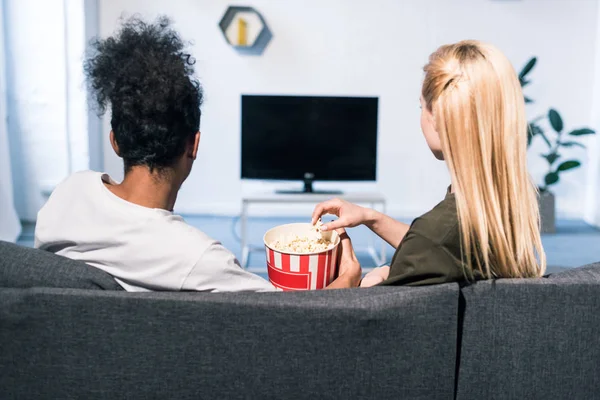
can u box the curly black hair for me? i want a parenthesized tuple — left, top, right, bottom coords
(84, 15, 203, 172)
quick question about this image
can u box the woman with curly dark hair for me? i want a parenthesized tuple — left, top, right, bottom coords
(34, 16, 361, 292)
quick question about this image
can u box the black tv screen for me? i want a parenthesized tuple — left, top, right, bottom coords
(241, 95, 378, 181)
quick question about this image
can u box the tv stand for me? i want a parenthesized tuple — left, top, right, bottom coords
(275, 174, 343, 195)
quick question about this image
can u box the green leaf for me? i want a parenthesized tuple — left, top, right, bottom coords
(548, 109, 563, 132)
(559, 141, 586, 149)
(556, 160, 581, 172)
(542, 153, 560, 165)
(569, 128, 595, 136)
(544, 172, 559, 186)
(519, 57, 537, 81)
(524, 96, 534, 104)
(520, 79, 531, 87)
(530, 124, 552, 148)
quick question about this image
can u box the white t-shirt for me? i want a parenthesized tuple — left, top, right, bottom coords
(34, 171, 276, 292)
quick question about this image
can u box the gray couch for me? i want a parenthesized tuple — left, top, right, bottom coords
(0, 241, 598, 400)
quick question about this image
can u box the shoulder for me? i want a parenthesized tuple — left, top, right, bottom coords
(50, 170, 102, 195)
(60, 170, 103, 186)
(45, 171, 106, 203)
(410, 194, 459, 247)
(38, 171, 102, 216)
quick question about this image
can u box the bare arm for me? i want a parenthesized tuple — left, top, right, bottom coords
(359, 266, 390, 287)
(312, 198, 411, 250)
(364, 208, 410, 248)
(325, 270, 361, 289)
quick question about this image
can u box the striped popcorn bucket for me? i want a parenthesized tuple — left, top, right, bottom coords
(263, 223, 340, 291)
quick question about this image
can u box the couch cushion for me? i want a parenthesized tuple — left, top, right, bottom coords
(0, 285, 459, 399)
(0, 241, 122, 290)
(456, 266, 600, 400)
(547, 261, 600, 282)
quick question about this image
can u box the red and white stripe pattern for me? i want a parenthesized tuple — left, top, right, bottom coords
(265, 245, 339, 291)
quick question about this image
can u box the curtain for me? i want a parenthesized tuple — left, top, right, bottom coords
(0, 1, 21, 242)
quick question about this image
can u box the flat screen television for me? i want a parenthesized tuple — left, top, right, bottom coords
(241, 95, 378, 193)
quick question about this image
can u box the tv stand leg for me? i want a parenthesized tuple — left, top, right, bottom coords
(241, 200, 249, 268)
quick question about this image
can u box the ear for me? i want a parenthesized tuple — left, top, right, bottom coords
(189, 131, 200, 160)
(429, 113, 445, 160)
(426, 107, 436, 126)
(427, 109, 441, 137)
(109, 131, 121, 157)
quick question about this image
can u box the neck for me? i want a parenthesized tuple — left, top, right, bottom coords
(106, 166, 182, 211)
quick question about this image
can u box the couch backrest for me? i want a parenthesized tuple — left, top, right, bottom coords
(456, 263, 600, 400)
(0, 284, 460, 400)
(0, 241, 122, 290)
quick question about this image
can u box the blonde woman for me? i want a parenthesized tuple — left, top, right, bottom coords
(312, 40, 546, 287)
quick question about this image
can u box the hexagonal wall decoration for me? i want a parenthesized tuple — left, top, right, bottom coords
(219, 6, 272, 55)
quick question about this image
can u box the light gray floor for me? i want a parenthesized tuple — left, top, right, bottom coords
(17, 216, 600, 276)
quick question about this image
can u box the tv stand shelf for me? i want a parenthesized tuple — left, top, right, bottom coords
(240, 191, 387, 270)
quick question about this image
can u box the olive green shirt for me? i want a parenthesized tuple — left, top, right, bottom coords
(380, 191, 481, 286)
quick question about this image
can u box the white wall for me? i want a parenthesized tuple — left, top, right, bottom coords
(85, 0, 105, 172)
(587, 139, 600, 226)
(586, 0, 600, 227)
(4, 0, 89, 221)
(98, 0, 599, 219)
(65, 0, 91, 174)
(0, 2, 21, 241)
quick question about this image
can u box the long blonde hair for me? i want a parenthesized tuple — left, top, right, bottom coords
(422, 40, 546, 279)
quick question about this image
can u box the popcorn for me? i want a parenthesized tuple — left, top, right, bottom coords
(270, 219, 334, 253)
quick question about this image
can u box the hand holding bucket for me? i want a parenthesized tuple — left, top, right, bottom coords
(263, 223, 340, 291)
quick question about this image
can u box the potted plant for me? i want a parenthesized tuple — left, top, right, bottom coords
(519, 57, 596, 233)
